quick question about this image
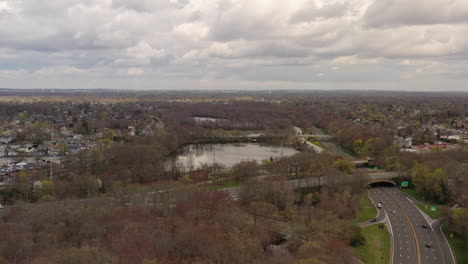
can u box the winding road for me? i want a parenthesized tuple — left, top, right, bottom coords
(368, 187, 455, 264)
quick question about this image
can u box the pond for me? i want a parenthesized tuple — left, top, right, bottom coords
(165, 143, 299, 171)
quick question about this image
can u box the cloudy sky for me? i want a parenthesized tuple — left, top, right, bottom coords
(0, 0, 468, 91)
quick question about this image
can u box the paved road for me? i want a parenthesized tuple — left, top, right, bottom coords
(369, 187, 455, 264)
(356, 190, 387, 227)
(308, 126, 352, 158)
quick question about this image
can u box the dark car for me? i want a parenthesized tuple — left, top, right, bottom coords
(425, 243, 432, 248)
(370, 218, 377, 222)
(421, 224, 428, 229)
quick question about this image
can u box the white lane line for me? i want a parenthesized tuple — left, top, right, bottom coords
(439, 223, 456, 264)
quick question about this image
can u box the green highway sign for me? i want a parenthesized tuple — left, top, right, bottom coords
(401, 181, 409, 187)
(431, 207, 437, 211)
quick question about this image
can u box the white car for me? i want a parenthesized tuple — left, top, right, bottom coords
(0, 204, 4, 209)
(377, 203, 382, 208)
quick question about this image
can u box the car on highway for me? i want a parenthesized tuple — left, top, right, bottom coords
(377, 203, 382, 208)
(0, 204, 4, 209)
(391, 210, 396, 214)
(425, 242, 432, 248)
(370, 218, 377, 222)
(421, 224, 428, 229)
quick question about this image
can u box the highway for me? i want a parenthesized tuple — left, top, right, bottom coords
(369, 187, 455, 264)
(307, 126, 352, 158)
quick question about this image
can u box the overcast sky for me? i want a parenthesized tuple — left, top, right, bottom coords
(1, 0, 468, 91)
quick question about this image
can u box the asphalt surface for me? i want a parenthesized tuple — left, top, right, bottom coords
(369, 187, 455, 264)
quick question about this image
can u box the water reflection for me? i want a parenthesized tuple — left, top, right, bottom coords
(165, 143, 298, 171)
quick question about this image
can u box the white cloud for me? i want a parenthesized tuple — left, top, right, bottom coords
(35, 66, 86, 76)
(0, 69, 28, 78)
(332, 56, 379, 65)
(127, 68, 145, 76)
(0, 0, 467, 91)
(113, 42, 167, 66)
(364, 0, 468, 27)
(173, 22, 209, 43)
(0, 1, 16, 14)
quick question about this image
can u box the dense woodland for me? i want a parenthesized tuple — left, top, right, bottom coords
(0, 90, 467, 263)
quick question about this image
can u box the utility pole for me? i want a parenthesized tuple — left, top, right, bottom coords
(49, 161, 53, 181)
(49, 130, 53, 181)
(281, 141, 284, 158)
(212, 145, 216, 179)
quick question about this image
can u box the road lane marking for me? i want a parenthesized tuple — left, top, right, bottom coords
(379, 188, 421, 264)
(400, 195, 452, 264)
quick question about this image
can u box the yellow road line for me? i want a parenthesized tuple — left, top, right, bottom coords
(379, 188, 421, 264)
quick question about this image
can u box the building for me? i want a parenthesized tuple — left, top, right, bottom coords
(411, 143, 453, 154)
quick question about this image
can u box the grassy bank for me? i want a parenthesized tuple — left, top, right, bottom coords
(342, 147, 358, 158)
(415, 203, 442, 219)
(353, 194, 378, 224)
(354, 224, 391, 264)
(400, 188, 444, 219)
(401, 188, 443, 205)
(310, 140, 326, 149)
(401, 188, 425, 202)
(318, 127, 329, 135)
(214, 178, 241, 189)
(442, 224, 468, 264)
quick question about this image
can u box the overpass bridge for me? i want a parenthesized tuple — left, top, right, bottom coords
(352, 159, 376, 167)
(223, 171, 402, 200)
(299, 134, 334, 142)
(291, 171, 400, 189)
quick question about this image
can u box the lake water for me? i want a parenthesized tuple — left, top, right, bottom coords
(165, 143, 298, 171)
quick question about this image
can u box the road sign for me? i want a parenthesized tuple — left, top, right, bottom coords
(431, 206, 437, 211)
(401, 181, 409, 187)
(450, 234, 454, 239)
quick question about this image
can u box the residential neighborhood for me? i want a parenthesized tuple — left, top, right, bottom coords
(0, 102, 165, 190)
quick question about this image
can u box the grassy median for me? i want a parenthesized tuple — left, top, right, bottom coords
(353, 194, 378, 224)
(354, 224, 391, 264)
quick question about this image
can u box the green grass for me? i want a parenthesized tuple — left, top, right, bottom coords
(309, 140, 326, 149)
(215, 178, 241, 189)
(341, 147, 358, 158)
(400, 188, 444, 205)
(415, 203, 442, 219)
(353, 194, 378, 224)
(442, 224, 468, 264)
(400, 188, 445, 219)
(354, 224, 391, 264)
(401, 188, 426, 202)
(319, 127, 329, 135)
